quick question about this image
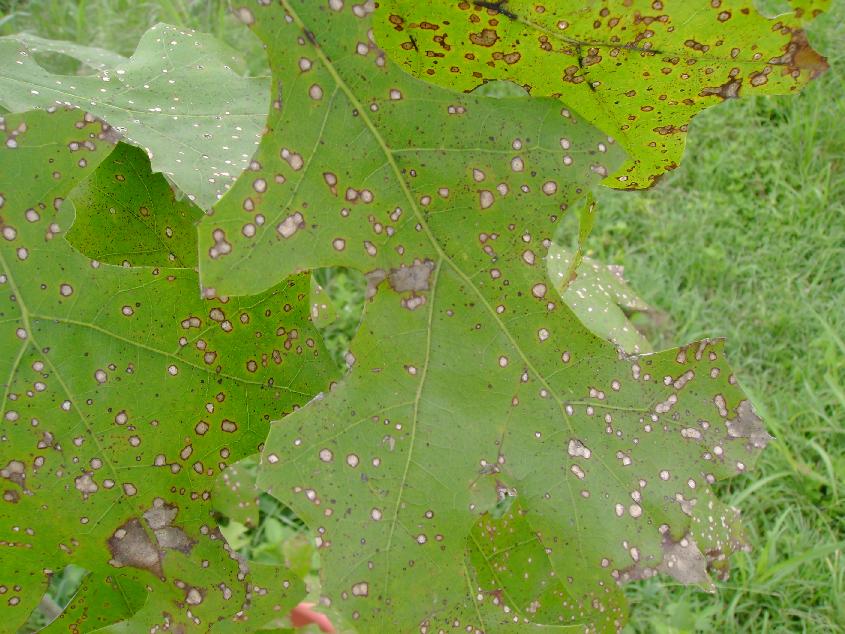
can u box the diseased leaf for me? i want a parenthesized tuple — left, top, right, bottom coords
(310, 276, 340, 330)
(65, 142, 203, 267)
(467, 499, 591, 631)
(39, 570, 147, 633)
(0, 109, 334, 630)
(374, 0, 829, 188)
(197, 2, 769, 631)
(213, 455, 261, 529)
(0, 23, 269, 208)
(550, 245, 652, 354)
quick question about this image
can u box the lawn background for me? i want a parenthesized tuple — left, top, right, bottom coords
(1, 0, 843, 632)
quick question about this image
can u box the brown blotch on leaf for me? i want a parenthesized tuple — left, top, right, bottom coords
(107, 518, 163, 577)
(366, 259, 436, 300)
(658, 535, 711, 586)
(619, 534, 711, 587)
(388, 259, 435, 293)
(769, 30, 828, 78)
(726, 400, 771, 450)
(699, 78, 742, 100)
(1, 460, 27, 489)
(469, 28, 499, 47)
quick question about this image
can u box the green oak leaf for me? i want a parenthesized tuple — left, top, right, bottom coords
(373, 0, 829, 189)
(1, 33, 127, 72)
(0, 23, 269, 208)
(0, 109, 334, 631)
(467, 499, 599, 631)
(550, 245, 652, 354)
(65, 142, 203, 268)
(197, 2, 769, 631)
(309, 277, 340, 331)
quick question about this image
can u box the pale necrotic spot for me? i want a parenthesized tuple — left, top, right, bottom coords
(531, 283, 547, 298)
(567, 439, 592, 459)
(351, 582, 368, 597)
(542, 181, 558, 195)
(346, 453, 359, 467)
(59, 284, 73, 297)
(479, 190, 494, 209)
(309, 84, 324, 100)
(370, 508, 382, 521)
(236, 7, 255, 25)
(209, 229, 232, 259)
(75, 473, 98, 498)
(511, 157, 524, 172)
(281, 148, 304, 170)
(277, 212, 304, 238)
(319, 448, 333, 462)
(185, 588, 203, 605)
(332, 238, 346, 251)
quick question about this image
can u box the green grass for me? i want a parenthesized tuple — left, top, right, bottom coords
(2, 1, 843, 632)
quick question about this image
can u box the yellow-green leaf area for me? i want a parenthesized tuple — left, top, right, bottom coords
(374, 0, 829, 188)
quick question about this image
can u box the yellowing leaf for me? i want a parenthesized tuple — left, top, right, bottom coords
(374, 0, 829, 188)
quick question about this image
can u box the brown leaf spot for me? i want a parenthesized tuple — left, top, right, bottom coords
(108, 518, 163, 577)
(726, 400, 770, 450)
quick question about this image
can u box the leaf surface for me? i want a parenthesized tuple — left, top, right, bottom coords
(198, 2, 769, 631)
(0, 109, 334, 630)
(1, 33, 127, 71)
(65, 142, 203, 267)
(374, 0, 829, 188)
(0, 23, 269, 208)
(550, 245, 652, 354)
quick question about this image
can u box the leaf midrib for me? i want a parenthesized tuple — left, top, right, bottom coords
(277, 4, 660, 625)
(278, 0, 618, 615)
